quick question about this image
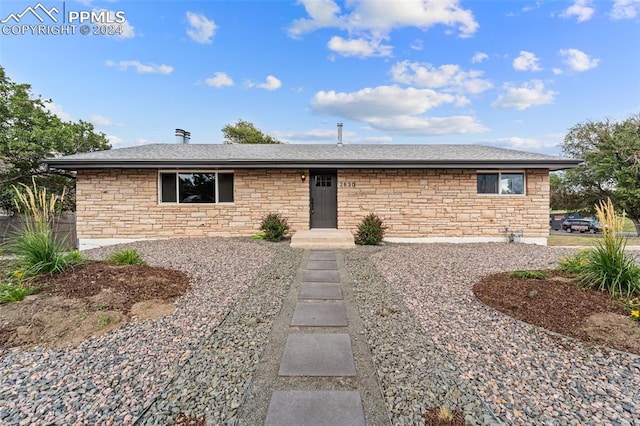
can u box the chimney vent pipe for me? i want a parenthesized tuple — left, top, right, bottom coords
(337, 122, 343, 146)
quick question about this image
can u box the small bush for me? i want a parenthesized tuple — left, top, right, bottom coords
(106, 249, 146, 265)
(355, 213, 387, 245)
(557, 250, 589, 275)
(8, 226, 81, 277)
(510, 270, 550, 280)
(0, 282, 39, 304)
(260, 213, 290, 242)
(578, 199, 640, 298)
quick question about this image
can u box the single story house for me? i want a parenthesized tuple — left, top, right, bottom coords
(45, 142, 580, 248)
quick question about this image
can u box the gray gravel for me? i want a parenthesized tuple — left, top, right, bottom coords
(345, 247, 498, 425)
(2, 240, 639, 425)
(0, 238, 295, 425)
(369, 243, 640, 425)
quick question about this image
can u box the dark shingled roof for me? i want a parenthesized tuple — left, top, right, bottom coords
(45, 143, 580, 170)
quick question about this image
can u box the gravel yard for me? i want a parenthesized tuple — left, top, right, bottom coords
(0, 238, 297, 425)
(2, 239, 639, 425)
(370, 243, 640, 425)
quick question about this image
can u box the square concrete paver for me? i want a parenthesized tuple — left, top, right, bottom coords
(306, 260, 338, 270)
(308, 251, 336, 261)
(299, 284, 343, 300)
(279, 333, 356, 376)
(291, 302, 347, 327)
(265, 390, 365, 426)
(303, 270, 340, 283)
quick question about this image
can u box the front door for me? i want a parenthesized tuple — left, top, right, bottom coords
(310, 170, 337, 228)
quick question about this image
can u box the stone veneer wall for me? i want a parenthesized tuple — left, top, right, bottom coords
(76, 168, 549, 240)
(76, 169, 309, 239)
(337, 169, 549, 239)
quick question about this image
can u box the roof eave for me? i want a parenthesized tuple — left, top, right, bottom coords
(45, 158, 581, 170)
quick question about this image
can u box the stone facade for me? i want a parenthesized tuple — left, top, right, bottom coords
(76, 169, 309, 239)
(76, 168, 549, 242)
(337, 169, 549, 240)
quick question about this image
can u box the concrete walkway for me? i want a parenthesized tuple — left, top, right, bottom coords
(237, 250, 389, 425)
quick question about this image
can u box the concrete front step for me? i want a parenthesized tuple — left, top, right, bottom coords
(290, 229, 356, 249)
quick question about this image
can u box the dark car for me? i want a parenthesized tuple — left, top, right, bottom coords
(561, 218, 602, 233)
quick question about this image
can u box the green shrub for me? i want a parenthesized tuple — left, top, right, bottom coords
(355, 213, 387, 245)
(106, 249, 147, 265)
(0, 282, 38, 304)
(578, 199, 640, 298)
(7, 225, 81, 277)
(259, 213, 290, 242)
(557, 250, 590, 274)
(510, 270, 550, 280)
(5, 179, 80, 278)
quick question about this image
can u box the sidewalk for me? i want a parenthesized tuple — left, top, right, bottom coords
(237, 249, 389, 425)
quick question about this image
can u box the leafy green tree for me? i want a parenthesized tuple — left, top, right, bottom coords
(561, 114, 640, 235)
(222, 119, 282, 144)
(0, 67, 110, 212)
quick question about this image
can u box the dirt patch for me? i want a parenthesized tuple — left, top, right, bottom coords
(0, 261, 191, 350)
(473, 270, 640, 355)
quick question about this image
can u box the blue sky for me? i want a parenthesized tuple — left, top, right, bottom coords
(1, 0, 639, 154)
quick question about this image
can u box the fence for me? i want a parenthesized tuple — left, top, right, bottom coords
(0, 212, 77, 249)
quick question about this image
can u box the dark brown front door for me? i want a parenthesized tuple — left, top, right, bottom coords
(310, 170, 337, 228)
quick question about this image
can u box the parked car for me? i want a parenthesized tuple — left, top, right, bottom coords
(561, 218, 602, 233)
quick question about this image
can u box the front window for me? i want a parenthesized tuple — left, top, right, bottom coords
(477, 172, 525, 195)
(159, 171, 234, 203)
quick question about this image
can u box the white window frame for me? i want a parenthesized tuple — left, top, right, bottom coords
(477, 170, 526, 196)
(158, 170, 235, 205)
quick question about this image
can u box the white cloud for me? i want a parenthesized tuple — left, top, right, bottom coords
(513, 51, 542, 72)
(552, 68, 563, 75)
(484, 136, 560, 151)
(311, 85, 456, 120)
(205, 72, 234, 88)
(106, 134, 124, 147)
(247, 75, 282, 91)
(88, 114, 114, 127)
(492, 80, 556, 110)
(43, 102, 71, 121)
(471, 52, 488, 64)
(559, 48, 599, 72)
(272, 129, 394, 144)
(186, 11, 217, 44)
(611, 0, 640, 19)
(105, 60, 174, 74)
(410, 39, 424, 51)
(288, 0, 479, 57)
(368, 115, 487, 135)
(390, 61, 493, 94)
(310, 85, 486, 136)
(287, 0, 344, 37)
(327, 36, 392, 57)
(561, 0, 595, 22)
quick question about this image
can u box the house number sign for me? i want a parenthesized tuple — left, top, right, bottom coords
(339, 181, 356, 188)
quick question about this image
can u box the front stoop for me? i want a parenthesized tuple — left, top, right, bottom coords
(290, 229, 356, 249)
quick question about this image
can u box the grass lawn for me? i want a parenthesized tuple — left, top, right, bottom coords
(547, 234, 640, 246)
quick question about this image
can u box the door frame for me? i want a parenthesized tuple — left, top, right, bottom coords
(309, 169, 338, 229)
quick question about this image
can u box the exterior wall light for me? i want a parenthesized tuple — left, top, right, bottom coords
(301, 172, 306, 182)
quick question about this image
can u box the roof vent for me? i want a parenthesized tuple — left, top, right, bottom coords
(337, 122, 343, 147)
(175, 129, 191, 144)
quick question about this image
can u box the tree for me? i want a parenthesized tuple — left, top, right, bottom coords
(560, 114, 640, 235)
(0, 66, 110, 212)
(221, 119, 282, 144)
